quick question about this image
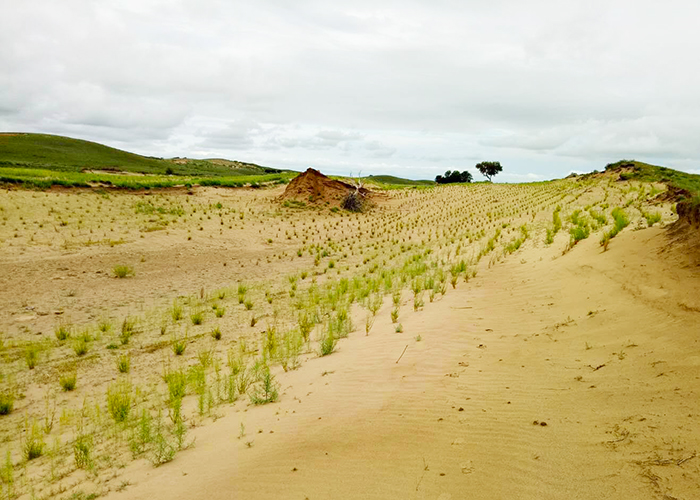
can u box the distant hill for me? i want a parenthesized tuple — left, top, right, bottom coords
(0, 133, 283, 177)
(364, 175, 433, 186)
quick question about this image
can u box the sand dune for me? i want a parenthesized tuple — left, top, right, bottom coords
(112, 226, 700, 500)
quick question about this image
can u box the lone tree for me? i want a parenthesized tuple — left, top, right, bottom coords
(435, 170, 473, 184)
(475, 161, 503, 182)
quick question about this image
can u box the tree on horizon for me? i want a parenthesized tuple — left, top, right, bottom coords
(475, 161, 503, 182)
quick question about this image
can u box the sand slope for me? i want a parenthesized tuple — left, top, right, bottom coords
(110, 227, 700, 499)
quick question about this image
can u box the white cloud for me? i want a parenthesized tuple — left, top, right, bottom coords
(2, 1, 700, 180)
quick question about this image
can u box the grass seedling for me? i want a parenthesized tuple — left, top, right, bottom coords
(25, 342, 40, 369)
(55, 322, 72, 342)
(172, 335, 187, 356)
(73, 337, 89, 356)
(23, 419, 45, 460)
(171, 301, 183, 322)
(60, 372, 77, 391)
(107, 380, 132, 423)
(117, 354, 130, 373)
(73, 433, 93, 470)
(190, 310, 204, 325)
(249, 367, 279, 405)
(120, 317, 136, 345)
(0, 390, 14, 415)
(112, 264, 134, 278)
(211, 326, 222, 340)
(319, 326, 337, 356)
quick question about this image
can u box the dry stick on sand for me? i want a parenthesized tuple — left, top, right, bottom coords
(396, 345, 409, 364)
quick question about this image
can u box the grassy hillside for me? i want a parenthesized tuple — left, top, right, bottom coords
(0, 133, 281, 177)
(605, 159, 700, 202)
(364, 175, 433, 186)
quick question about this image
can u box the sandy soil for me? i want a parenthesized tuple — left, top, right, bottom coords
(109, 226, 700, 500)
(1, 177, 696, 500)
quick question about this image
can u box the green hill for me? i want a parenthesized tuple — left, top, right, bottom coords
(0, 133, 280, 177)
(364, 175, 433, 186)
(604, 159, 700, 202)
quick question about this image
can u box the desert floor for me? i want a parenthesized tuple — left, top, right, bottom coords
(0, 178, 698, 500)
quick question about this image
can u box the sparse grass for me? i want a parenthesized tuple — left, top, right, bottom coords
(112, 264, 134, 278)
(60, 372, 77, 391)
(211, 327, 222, 340)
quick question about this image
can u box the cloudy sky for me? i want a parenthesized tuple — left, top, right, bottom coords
(2, 0, 700, 181)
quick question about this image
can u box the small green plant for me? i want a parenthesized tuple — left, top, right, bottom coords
(25, 343, 40, 369)
(319, 327, 337, 356)
(0, 390, 15, 415)
(23, 420, 45, 460)
(117, 354, 130, 373)
(60, 372, 77, 391)
(211, 327, 222, 340)
(249, 367, 279, 405)
(172, 336, 187, 356)
(98, 317, 112, 333)
(190, 310, 204, 325)
(73, 337, 89, 356)
(55, 322, 72, 341)
(164, 368, 188, 402)
(395, 324, 404, 333)
(171, 301, 183, 322)
(112, 264, 134, 278)
(244, 300, 254, 311)
(107, 380, 132, 423)
(130, 408, 153, 458)
(391, 307, 399, 323)
(215, 306, 226, 318)
(73, 433, 93, 469)
(120, 317, 136, 344)
(644, 211, 662, 226)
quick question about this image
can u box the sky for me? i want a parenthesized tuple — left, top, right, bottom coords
(2, 0, 700, 181)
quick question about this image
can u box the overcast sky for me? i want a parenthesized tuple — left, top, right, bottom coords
(2, 1, 700, 181)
